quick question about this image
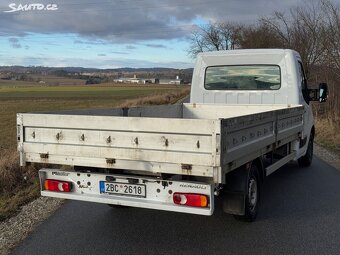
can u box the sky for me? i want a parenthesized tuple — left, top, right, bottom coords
(0, 0, 325, 68)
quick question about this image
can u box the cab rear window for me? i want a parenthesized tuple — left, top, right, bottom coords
(204, 65, 281, 90)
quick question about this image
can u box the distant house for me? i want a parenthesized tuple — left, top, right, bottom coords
(113, 75, 155, 84)
(159, 76, 184, 85)
(112, 75, 187, 85)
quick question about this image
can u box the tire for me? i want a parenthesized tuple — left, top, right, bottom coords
(234, 165, 260, 222)
(298, 134, 314, 167)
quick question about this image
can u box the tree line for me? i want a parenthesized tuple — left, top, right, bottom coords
(188, 0, 340, 79)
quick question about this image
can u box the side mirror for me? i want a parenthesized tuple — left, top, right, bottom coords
(319, 83, 328, 102)
(308, 83, 328, 102)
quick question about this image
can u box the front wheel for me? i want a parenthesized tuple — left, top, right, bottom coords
(298, 135, 314, 167)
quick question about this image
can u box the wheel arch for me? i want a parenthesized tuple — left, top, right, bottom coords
(251, 157, 265, 184)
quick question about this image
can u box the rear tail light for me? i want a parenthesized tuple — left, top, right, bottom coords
(44, 179, 72, 192)
(173, 193, 208, 208)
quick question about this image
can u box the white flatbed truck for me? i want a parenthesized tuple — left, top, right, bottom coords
(17, 49, 328, 221)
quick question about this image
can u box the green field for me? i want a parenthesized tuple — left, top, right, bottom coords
(0, 84, 188, 149)
(0, 75, 85, 87)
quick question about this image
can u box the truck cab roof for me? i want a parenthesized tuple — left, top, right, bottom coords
(197, 48, 300, 59)
(191, 48, 303, 105)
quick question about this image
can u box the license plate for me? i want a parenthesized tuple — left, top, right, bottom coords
(99, 181, 146, 197)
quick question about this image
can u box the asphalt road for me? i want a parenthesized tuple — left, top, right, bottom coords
(11, 157, 340, 255)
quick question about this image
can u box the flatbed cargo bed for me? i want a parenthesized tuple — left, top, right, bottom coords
(17, 103, 304, 183)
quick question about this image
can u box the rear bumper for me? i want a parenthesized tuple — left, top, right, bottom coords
(39, 169, 214, 216)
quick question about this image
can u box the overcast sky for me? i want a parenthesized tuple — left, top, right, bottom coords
(0, 0, 332, 68)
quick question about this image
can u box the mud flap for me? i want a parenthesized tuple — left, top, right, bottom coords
(222, 164, 250, 215)
(223, 192, 246, 215)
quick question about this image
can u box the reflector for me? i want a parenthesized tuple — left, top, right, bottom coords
(173, 193, 208, 207)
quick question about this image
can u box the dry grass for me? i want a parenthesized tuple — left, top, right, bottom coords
(315, 117, 340, 156)
(120, 87, 190, 107)
(311, 73, 340, 156)
(0, 149, 39, 193)
(0, 149, 40, 220)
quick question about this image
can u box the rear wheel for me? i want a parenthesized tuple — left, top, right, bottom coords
(298, 134, 314, 167)
(234, 165, 260, 222)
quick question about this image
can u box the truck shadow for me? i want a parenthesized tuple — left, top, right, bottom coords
(259, 157, 340, 221)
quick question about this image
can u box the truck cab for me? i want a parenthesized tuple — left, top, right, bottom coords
(190, 49, 326, 164)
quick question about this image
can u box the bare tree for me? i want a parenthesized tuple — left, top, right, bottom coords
(260, 3, 327, 77)
(188, 22, 241, 58)
(321, 0, 340, 77)
(187, 0, 339, 80)
(237, 23, 284, 49)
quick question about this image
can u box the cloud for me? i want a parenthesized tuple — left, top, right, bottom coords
(126, 45, 137, 50)
(111, 51, 129, 55)
(0, 0, 309, 43)
(145, 43, 167, 48)
(97, 53, 106, 56)
(74, 39, 108, 45)
(8, 37, 21, 48)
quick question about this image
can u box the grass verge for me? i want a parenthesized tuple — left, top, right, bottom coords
(0, 149, 40, 221)
(315, 117, 340, 156)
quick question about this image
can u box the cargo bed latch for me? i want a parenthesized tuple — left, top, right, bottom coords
(181, 164, 192, 171)
(106, 158, 116, 164)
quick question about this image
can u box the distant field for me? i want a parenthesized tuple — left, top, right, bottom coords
(28, 74, 86, 86)
(0, 84, 189, 149)
(0, 85, 176, 99)
(0, 75, 85, 87)
(0, 79, 40, 87)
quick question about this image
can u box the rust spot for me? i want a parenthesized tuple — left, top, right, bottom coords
(106, 136, 112, 144)
(106, 158, 116, 164)
(40, 153, 49, 159)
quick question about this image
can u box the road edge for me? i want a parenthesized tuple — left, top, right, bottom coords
(314, 143, 340, 171)
(0, 197, 64, 255)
